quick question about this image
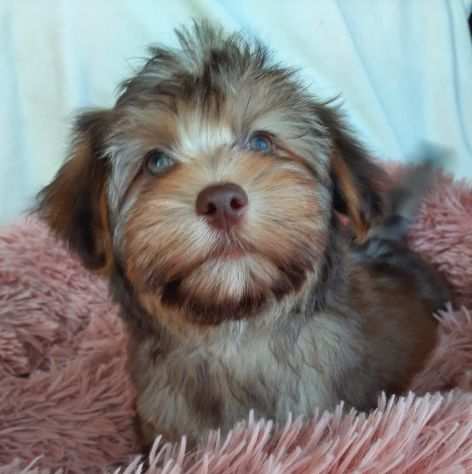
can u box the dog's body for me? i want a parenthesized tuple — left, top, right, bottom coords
(36, 22, 449, 446)
(129, 234, 444, 444)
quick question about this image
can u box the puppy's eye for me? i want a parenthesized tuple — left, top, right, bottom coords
(248, 133, 273, 154)
(144, 149, 175, 175)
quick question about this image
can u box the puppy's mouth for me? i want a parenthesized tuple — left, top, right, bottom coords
(156, 240, 314, 325)
(207, 238, 248, 260)
(212, 249, 246, 261)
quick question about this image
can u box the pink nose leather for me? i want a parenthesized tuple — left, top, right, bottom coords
(196, 183, 248, 231)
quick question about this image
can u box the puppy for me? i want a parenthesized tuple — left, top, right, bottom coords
(36, 21, 449, 446)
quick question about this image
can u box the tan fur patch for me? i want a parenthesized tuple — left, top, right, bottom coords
(331, 153, 370, 242)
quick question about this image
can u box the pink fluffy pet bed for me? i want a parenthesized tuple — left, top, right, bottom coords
(1, 169, 472, 473)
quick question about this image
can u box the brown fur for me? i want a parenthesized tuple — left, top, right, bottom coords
(331, 153, 371, 242)
(35, 21, 449, 447)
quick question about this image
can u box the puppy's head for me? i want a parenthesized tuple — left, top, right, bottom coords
(37, 21, 384, 329)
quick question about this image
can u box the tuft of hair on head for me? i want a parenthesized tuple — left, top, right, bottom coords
(117, 19, 270, 106)
(364, 142, 450, 245)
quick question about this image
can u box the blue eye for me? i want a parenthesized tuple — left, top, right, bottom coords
(144, 149, 175, 175)
(248, 133, 273, 154)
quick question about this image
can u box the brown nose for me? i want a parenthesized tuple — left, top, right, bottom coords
(196, 183, 248, 230)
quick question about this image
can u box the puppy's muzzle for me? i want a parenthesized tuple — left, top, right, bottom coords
(196, 182, 248, 232)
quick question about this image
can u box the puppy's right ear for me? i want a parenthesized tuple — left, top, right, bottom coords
(35, 109, 113, 271)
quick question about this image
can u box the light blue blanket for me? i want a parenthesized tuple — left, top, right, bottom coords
(0, 0, 471, 223)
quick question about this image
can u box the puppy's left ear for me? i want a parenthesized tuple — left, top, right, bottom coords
(35, 109, 113, 272)
(318, 106, 386, 241)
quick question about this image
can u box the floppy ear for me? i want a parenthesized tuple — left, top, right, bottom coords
(318, 105, 386, 242)
(36, 109, 113, 271)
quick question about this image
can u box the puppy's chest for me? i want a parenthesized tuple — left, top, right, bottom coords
(148, 315, 361, 424)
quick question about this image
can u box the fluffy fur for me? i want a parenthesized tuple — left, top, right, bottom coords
(1, 169, 472, 472)
(34, 21, 449, 448)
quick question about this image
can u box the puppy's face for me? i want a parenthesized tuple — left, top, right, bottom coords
(37, 23, 383, 330)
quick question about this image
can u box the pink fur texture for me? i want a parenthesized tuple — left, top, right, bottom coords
(1, 170, 472, 473)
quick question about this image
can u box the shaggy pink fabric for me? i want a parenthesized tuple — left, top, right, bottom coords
(1, 170, 472, 473)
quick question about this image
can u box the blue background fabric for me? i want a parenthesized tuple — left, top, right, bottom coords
(0, 0, 471, 223)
